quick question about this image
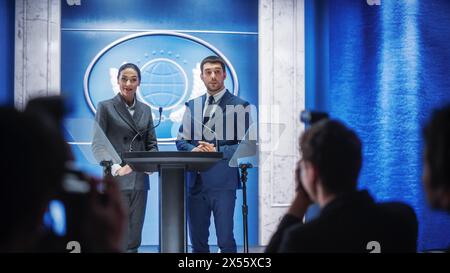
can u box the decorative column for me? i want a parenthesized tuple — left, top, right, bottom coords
(258, 0, 305, 245)
(14, 0, 61, 110)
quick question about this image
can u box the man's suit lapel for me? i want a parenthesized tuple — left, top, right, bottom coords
(210, 89, 233, 123)
(200, 94, 207, 114)
(208, 89, 233, 134)
(189, 94, 207, 143)
(199, 89, 233, 118)
(216, 89, 233, 113)
(112, 94, 139, 134)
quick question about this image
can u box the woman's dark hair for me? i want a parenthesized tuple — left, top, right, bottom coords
(300, 119, 362, 194)
(423, 104, 450, 190)
(117, 63, 141, 82)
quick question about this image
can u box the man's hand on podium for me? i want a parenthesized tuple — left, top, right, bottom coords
(192, 141, 216, 152)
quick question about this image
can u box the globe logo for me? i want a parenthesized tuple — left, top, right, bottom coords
(138, 58, 188, 111)
(84, 31, 239, 141)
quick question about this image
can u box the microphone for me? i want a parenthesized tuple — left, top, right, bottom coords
(129, 107, 162, 152)
(300, 110, 329, 126)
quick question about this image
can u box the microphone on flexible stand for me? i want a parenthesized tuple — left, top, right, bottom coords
(129, 107, 163, 152)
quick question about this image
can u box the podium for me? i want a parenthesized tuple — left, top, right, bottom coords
(122, 151, 223, 253)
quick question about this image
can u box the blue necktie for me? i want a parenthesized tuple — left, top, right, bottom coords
(203, 96, 215, 125)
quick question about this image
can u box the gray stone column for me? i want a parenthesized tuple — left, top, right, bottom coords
(14, 0, 61, 110)
(258, 0, 305, 245)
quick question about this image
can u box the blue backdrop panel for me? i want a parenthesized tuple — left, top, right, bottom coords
(61, 0, 258, 248)
(306, 0, 450, 251)
(0, 0, 14, 106)
(62, 0, 257, 32)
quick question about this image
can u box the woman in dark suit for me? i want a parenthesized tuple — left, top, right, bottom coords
(92, 63, 158, 252)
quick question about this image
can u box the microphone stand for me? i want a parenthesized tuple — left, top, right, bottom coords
(100, 160, 113, 179)
(238, 162, 253, 253)
(129, 107, 162, 152)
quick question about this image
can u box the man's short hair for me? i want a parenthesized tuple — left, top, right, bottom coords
(300, 119, 362, 194)
(200, 55, 226, 73)
(423, 104, 450, 190)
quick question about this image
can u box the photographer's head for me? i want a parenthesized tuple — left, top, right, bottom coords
(24, 95, 73, 162)
(299, 119, 362, 206)
(0, 107, 67, 251)
(25, 96, 66, 128)
(423, 104, 450, 212)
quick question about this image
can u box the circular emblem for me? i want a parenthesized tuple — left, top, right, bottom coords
(138, 58, 188, 111)
(84, 31, 239, 142)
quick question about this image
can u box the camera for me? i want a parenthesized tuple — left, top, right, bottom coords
(24, 96, 106, 251)
(42, 163, 109, 251)
(300, 110, 329, 126)
(43, 166, 91, 235)
(298, 110, 327, 222)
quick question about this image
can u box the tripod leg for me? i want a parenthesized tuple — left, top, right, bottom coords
(242, 204, 248, 253)
(242, 181, 249, 253)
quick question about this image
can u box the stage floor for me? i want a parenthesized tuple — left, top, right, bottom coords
(139, 245, 266, 253)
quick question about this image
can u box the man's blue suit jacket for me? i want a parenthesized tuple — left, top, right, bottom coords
(176, 90, 251, 191)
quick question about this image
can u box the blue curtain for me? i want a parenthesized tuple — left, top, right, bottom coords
(306, 0, 450, 251)
(0, 0, 14, 106)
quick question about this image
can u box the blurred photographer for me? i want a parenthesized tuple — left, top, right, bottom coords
(266, 119, 418, 252)
(0, 96, 126, 252)
(0, 106, 67, 251)
(422, 104, 450, 252)
(422, 104, 450, 213)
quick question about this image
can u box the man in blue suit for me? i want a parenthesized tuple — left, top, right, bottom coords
(176, 56, 251, 253)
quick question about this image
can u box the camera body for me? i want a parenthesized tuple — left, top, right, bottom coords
(298, 110, 329, 222)
(24, 96, 107, 251)
(43, 167, 91, 239)
(42, 164, 110, 252)
(300, 110, 329, 126)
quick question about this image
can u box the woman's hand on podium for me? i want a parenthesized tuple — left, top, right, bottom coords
(116, 164, 133, 176)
